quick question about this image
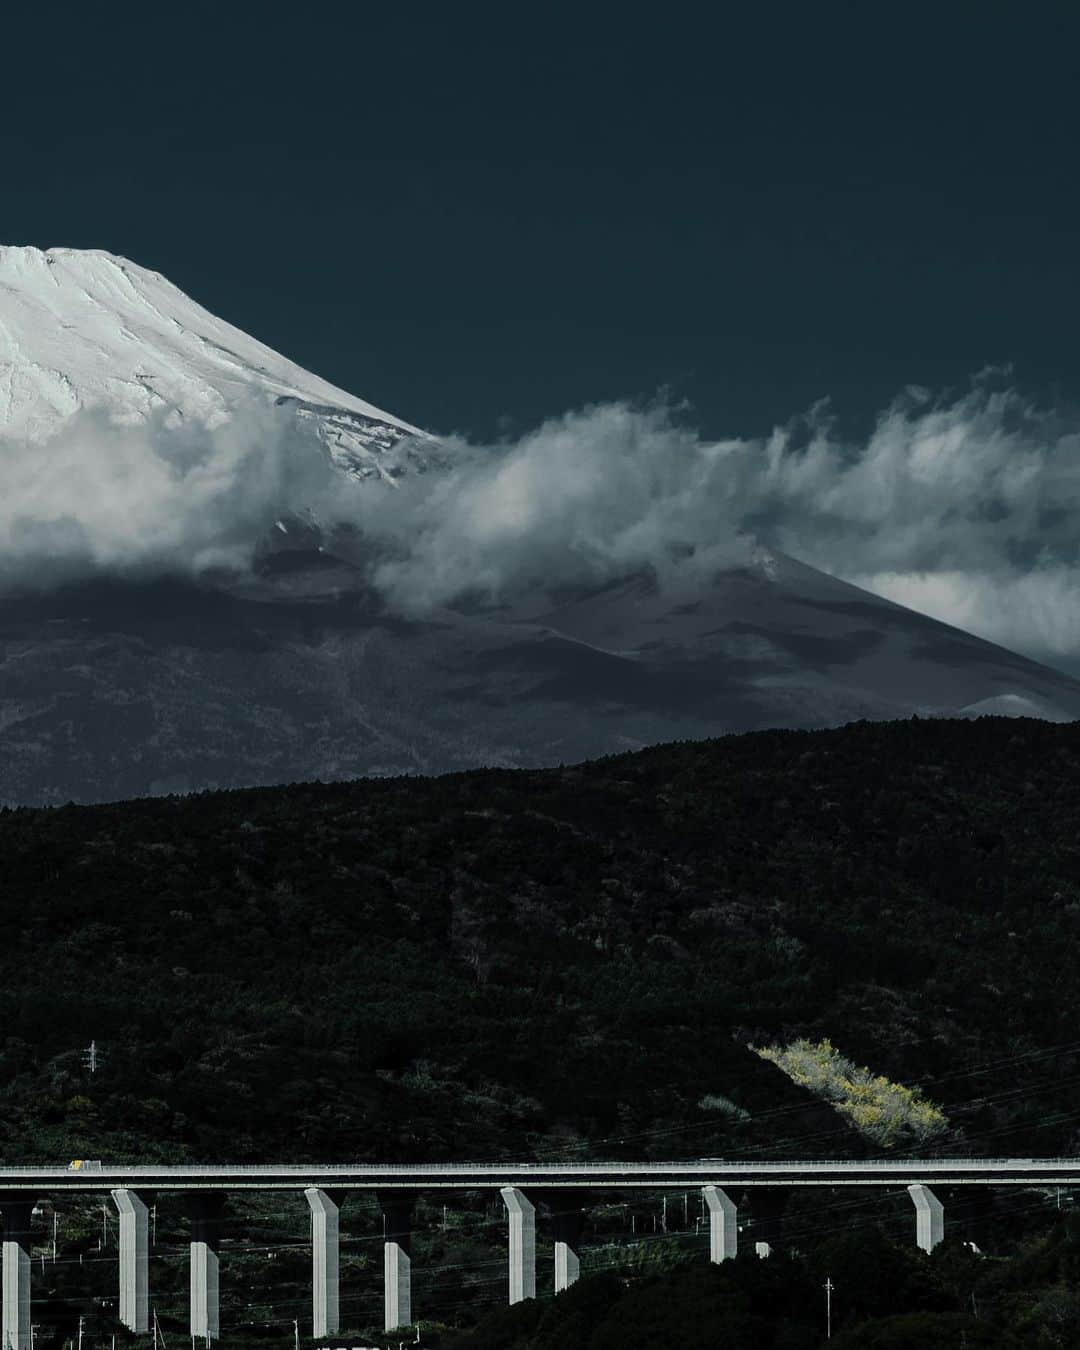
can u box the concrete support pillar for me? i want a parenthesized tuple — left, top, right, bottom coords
(1, 1200, 35, 1350)
(378, 1192, 415, 1333)
(702, 1185, 737, 1262)
(908, 1184, 944, 1253)
(112, 1189, 150, 1335)
(305, 1189, 340, 1338)
(550, 1198, 583, 1294)
(187, 1193, 225, 1343)
(500, 1187, 536, 1305)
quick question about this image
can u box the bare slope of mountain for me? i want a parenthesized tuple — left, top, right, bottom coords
(3, 547, 1080, 806)
(1, 245, 1078, 805)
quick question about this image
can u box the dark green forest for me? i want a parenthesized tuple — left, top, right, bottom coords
(3, 715, 1080, 1345)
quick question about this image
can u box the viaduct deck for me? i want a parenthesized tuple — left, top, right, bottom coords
(0, 1157, 1078, 1192)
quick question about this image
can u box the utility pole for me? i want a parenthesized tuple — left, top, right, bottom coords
(824, 1278, 834, 1340)
(151, 1204, 157, 1246)
(293, 1320, 299, 1350)
(52, 1211, 57, 1261)
(82, 1041, 99, 1074)
(77, 1316, 84, 1350)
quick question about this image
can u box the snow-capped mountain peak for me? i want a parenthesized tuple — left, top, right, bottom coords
(0, 244, 428, 481)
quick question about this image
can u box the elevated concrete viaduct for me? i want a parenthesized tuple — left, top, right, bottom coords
(1, 1158, 1074, 1343)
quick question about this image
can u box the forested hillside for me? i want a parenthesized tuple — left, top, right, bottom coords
(3, 715, 1080, 1345)
(4, 714, 1078, 1165)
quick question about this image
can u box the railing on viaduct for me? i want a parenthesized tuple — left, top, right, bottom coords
(2, 1159, 1077, 1346)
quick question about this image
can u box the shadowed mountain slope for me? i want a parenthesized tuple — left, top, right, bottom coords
(3, 548, 1079, 806)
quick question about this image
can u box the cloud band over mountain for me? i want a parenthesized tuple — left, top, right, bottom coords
(1, 376, 1077, 670)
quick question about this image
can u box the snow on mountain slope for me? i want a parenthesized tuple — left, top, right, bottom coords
(0, 245, 428, 481)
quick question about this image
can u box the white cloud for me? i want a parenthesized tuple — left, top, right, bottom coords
(846, 568, 1080, 659)
(353, 402, 756, 608)
(2, 375, 1078, 669)
(0, 399, 338, 587)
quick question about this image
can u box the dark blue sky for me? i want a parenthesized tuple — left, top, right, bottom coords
(4, 3, 1078, 440)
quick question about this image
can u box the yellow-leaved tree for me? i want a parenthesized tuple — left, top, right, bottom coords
(755, 1038, 948, 1148)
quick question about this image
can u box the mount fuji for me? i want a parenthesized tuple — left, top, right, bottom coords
(2, 245, 1078, 806)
